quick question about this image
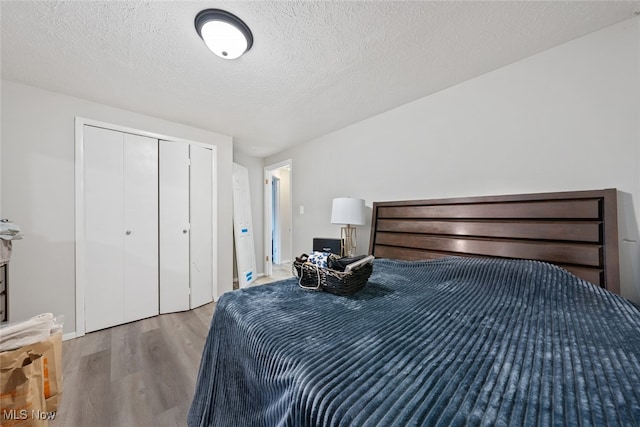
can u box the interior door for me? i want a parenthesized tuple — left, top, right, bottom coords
(159, 141, 190, 313)
(233, 163, 257, 287)
(84, 126, 125, 332)
(122, 133, 159, 323)
(190, 145, 213, 308)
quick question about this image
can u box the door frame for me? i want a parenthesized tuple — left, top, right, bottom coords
(271, 176, 281, 264)
(74, 117, 218, 337)
(263, 159, 292, 277)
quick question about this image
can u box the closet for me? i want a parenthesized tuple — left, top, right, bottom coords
(81, 125, 214, 333)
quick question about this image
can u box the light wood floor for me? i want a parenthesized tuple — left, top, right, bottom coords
(50, 270, 293, 427)
(253, 262, 294, 285)
(50, 303, 215, 427)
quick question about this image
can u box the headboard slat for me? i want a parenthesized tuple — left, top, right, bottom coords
(378, 199, 601, 219)
(375, 232, 601, 266)
(376, 219, 601, 243)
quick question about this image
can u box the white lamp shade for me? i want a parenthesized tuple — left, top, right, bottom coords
(331, 198, 366, 226)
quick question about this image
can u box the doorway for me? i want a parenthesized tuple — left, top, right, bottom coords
(271, 176, 281, 264)
(264, 160, 292, 278)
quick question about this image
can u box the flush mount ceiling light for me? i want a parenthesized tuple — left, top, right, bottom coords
(195, 9, 253, 60)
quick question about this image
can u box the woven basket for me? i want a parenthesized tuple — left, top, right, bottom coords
(292, 255, 373, 296)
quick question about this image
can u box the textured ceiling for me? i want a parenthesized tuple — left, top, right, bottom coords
(2, 1, 639, 157)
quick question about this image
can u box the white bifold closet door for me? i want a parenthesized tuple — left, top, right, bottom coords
(189, 145, 214, 308)
(159, 142, 213, 312)
(84, 126, 159, 332)
(159, 141, 190, 313)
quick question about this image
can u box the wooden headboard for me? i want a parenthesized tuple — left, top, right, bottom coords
(368, 189, 620, 294)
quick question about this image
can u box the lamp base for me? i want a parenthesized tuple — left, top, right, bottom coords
(340, 225, 357, 257)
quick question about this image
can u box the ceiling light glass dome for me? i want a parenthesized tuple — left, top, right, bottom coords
(195, 9, 253, 60)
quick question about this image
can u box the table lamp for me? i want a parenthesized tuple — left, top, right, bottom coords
(331, 198, 365, 257)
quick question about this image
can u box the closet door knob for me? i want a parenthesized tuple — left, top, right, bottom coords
(183, 229, 188, 234)
(125, 230, 132, 235)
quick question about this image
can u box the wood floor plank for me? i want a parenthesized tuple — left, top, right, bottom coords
(111, 372, 155, 426)
(157, 312, 209, 387)
(138, 327, 192, 414)
(137, 314, 161, 333)
(154, 404, 192, 427)
(193, 303, 215, 328)
(79, 326, 112, 356)
(110, 318, 149, 382)
(69, 349, 113, 427)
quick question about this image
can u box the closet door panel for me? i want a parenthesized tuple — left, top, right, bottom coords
(159, 141, 190, 313)
(123, 133, 159, 323)
(189, 145, 213, 308)
(84, 126, 125, 332)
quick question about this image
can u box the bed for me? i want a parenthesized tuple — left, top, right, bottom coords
(188, 189, 640, 426)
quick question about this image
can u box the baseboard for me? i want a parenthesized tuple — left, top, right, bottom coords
(63, 331, 77, 341)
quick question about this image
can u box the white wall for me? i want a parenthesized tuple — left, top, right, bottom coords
(266, 17, 640, 303)
(1, 80, 234, 334)
(232, 150, 264, 278)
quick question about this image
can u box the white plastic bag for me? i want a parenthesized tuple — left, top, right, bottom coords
(0, 313, 64, 352)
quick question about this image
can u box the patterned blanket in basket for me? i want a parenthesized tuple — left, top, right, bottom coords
(188, 257, 640, 426)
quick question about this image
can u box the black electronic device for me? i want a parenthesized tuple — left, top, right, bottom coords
(313, 238, 342, 255)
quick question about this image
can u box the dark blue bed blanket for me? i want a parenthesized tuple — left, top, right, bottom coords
(188, 257, 640, 426)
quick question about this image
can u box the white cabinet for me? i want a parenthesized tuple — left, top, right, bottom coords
(83, 126, 159, 332)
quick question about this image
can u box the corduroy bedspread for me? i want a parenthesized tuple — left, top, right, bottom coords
(188, 257, 640, 426)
